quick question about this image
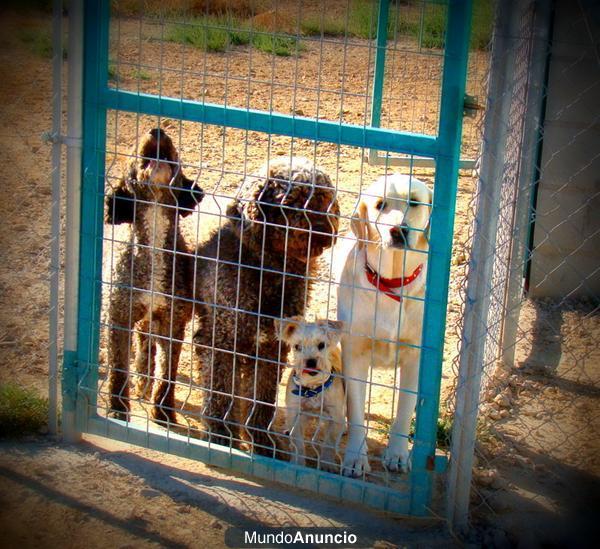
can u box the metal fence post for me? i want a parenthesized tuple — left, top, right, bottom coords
(500, 0, 553, 368)
(49, 0, 63, 435)
(62, 0, 84, 443)
(446, 0, 523, 531)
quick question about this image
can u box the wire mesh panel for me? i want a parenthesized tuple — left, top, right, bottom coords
(65, 0, 473, 516)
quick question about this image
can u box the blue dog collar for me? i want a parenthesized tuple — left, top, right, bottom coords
(291, 373, 334, 398)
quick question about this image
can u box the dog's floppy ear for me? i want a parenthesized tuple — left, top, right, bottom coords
(350, 200, 369, 249)
(316, 319, 345, 344)
(226, 199, 243, 220)
(275, 315, 303, 343)
(175, 174, 204, 217)
(105, 182, 135, 224)
(424, 185, 434, 242)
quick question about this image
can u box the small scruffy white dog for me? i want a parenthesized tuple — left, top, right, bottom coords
(275, 317, 346, 470)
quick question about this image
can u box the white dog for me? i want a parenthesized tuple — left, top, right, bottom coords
(336, 174, 432, 476)
(276, 317, 346, 470)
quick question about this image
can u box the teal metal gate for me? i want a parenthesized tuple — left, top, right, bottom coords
(62, 0, 472, 516)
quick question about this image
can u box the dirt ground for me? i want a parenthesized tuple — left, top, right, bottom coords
(0, 435, 460, 548)
(0, 5, 598, 548)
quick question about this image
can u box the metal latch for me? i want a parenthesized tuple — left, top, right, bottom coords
(463, 94, 484, 118)
(42, 131, 83, 147)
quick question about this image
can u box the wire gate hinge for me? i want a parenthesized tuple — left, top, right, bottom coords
(463, 94, 484, 118)
(62, 351, 80, 411)
(42, 131, 83, 148)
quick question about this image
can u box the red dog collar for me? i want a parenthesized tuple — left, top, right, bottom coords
(365, 262, 424, 303)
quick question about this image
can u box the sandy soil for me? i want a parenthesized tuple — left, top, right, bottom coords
(0, 5, 598, 548)
(0, 11, 56, 396)
(470, 298, 600, 545)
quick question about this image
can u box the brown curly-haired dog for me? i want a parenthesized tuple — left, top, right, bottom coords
(191, 157, 339, 456)
(105, 128, 203, 423)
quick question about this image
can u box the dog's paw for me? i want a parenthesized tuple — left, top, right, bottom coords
(134, 378, 152, 400)
(382, 446, 411, 473)
(321, 461, 340, 474)
(290, 454, 306, 467)
(107, 409, 129, 422)
(342, 450, 371, 477)
(150, 406, 177, 426)
(108, 398, 130, 422)
(319, 450, 340, 473)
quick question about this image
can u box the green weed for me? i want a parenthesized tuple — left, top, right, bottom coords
(420, 4, 447, 49)
(167, 17, 299, 57)
(18, 29, 58, 59)
(347, 0, 493, 50)
(409, 415, 453, 448)
(471, 0, 494, 50)
(409, 0, 494, 50)
(250, 33, 298, 56)
(0, 383, 48, 438)
(374, 414, 453, 449)
(108, 62, 118, 81)
(167, 18, 231, 53)
(348, 0, 380, 39)
(133, 69, 152, 81)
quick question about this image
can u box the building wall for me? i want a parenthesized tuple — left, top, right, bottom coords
(529, 0, 600, 299)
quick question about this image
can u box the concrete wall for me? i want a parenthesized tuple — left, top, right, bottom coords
(529, 1, 600, 299)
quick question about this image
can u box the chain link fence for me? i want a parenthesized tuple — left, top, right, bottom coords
(447, 0, 599, 542)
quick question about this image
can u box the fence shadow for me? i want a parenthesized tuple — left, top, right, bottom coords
(475, 438, 600, 546)
(518, 298, 564, 375)
(79, 439, 453, 545)
(2, 439, 454, 546)
(0, 464, 187, 549)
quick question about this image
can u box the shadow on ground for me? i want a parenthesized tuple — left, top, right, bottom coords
(0, 436, 458, 548)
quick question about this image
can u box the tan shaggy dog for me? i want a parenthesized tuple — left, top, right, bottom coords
(191, 157, 339, 456)
(276, 317, 345, 470)
(336, 174, 432, 476)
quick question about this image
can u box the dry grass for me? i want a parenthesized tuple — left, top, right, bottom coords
(112, 0, 257, 18)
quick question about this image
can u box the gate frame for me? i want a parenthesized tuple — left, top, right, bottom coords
(62, 0, 472, 517)
(368, 0, 477, 170)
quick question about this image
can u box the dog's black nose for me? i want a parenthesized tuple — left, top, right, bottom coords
(306, 358, 317, 370)
(390, 225, 410, 245)
(192, 184, 205, 203)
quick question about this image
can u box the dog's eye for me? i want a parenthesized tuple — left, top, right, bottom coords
(375, 199, 387, 211)
(317, 342, 325, 351)
(294, 344, 301, 351)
